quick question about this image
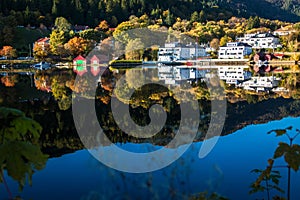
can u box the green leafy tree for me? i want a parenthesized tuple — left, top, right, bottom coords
(79, 29, 105, 42)
(0, 107, 48, 195)
(54, 16, 71, 32)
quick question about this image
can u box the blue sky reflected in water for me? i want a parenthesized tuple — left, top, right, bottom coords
(2, 116, 300, 200)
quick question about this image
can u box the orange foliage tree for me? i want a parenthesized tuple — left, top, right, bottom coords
(96, 20, 109, 32)
(0, 46, 17, 59)
(64, 37, 94, 56)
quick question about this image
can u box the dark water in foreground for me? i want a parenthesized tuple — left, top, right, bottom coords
(1, 116, 299, 200)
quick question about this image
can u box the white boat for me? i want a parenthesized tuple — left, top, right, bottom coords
(32, 62, 51, 70)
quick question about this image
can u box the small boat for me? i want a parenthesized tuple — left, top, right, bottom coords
(32, 62, 52, 70)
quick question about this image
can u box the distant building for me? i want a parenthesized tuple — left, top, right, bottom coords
(236, 33, 281, 49)
(218, 42, 252, 59)
(34, 37, 50, 50)
(158, 42, 207, 62)
(73, 25, 89, 33)
(273, 26, 296, 36)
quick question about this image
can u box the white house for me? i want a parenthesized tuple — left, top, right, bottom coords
(218, 42, 252, 59)
(273, 26, 295, 36)
(236, 33, 281, 49)
(218, 65, 252, 85)
(158, 42, 207, 62)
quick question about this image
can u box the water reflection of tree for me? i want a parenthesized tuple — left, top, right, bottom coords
(0, 107, 48, 198)
(1, 74, 18, 87)
(35, 70, 75, 110)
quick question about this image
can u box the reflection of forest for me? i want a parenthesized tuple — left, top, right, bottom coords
(1, 69, 300, 158)
(2, 94, 300, 158)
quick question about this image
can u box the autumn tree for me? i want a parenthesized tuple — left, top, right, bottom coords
(125, 38, 144, 60)
(64, 37, 94, 56)
(0, 46, 17, 59)
(33, 43, 50, 59)
(96, 20, 109, 32)
(220, 35, 233, 47)
(49, 30, 68, 56)
(210, 38, 220, 51)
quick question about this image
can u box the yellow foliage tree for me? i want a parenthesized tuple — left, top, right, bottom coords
(33, 43, 50, 59)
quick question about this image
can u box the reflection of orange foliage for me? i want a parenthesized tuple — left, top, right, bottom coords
(1, 75, 17, 87)
(98, 95, 111, 104)
(34, 74, 51, 92)
(101, 77, 114, 92)
(66, 77, 94, 93)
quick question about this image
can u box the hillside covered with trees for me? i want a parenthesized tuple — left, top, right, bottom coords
(0, 0, 300, 29)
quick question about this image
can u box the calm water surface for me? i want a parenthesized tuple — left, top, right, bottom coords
(1, 116, 299, 200)
(1, 67, 300, 200)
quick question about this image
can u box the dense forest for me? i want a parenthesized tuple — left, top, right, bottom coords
(1, 0, 300, 57)
(0, 0, 300, 29)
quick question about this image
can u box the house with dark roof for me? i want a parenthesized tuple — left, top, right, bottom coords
(237, 33, 282, 49)
(218, 42, 252, 59)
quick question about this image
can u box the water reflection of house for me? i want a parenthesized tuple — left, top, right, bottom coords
(73, 54, 108, 76)
(218, 42, 252, 59)
(237, 76, 280, 92)
(90, 55, 100, 76)
(73, 55, 87, 76)
(158, 65, 205, 85)
(218, 65, 251, 85)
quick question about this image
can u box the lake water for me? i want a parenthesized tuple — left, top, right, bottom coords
(1, 67, 300, 200)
